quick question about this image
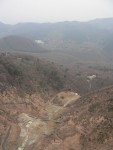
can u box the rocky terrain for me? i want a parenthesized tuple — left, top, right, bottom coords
(0, 84, 113, 150)
(0, 53, 113, 149)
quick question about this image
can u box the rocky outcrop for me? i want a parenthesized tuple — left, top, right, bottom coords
(1, 87, 113, 150)
(0, 89, 80, 150)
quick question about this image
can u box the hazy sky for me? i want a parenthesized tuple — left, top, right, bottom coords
(0, 0, 113, 24)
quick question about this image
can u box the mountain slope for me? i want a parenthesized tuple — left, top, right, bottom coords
(0, 35, 45, 52)
(0, 53, 66, 96)
(0, 81, 113, 149)
(0, 18, 113, 65)
(89, 18, 113, 30)
(0, 53, 113, 149)
(0, 18, 112, 47)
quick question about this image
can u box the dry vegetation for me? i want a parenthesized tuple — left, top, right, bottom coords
(0, 53, 113, 150)
(1, 52, 113, 96)
(0, 53, 66, 96)
(0, 18, 113, 150)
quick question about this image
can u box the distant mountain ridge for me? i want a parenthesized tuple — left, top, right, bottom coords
(0, 18, 113, 64)
(89, 18, 113, 30)
(0, 18, 113, 40)
(0, 18, 112, 46)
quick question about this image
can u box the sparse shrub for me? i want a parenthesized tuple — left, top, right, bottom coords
(96, 120, 113, 144)
(88, 102, 100, 112)
(6, 64, 22, 77)
(61, 96, 64, 99)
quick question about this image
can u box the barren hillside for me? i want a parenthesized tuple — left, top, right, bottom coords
(0, 81, 113, 149)
(0, 53, 113, 149)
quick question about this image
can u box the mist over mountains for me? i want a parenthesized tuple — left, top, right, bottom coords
(0, 18, 113, 64)
(0, 36, 46, 52)
(0, 18, 113, 40)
